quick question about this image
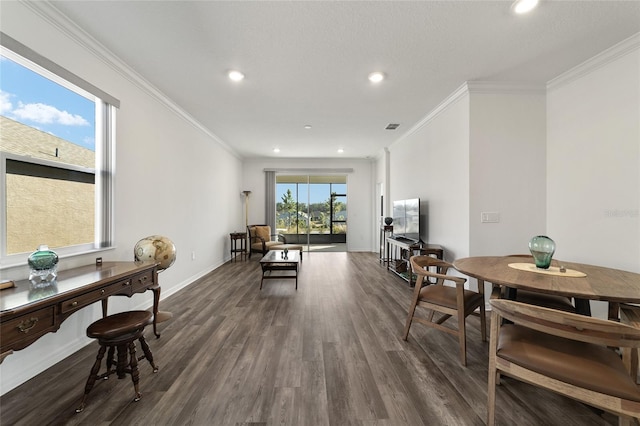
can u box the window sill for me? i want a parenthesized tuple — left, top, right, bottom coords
(1, 246, 116, 271)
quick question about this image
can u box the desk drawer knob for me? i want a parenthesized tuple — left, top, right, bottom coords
(123, 281, 131, 286)
(100, 289, 105, 295)
(138, 276, 148, 284)
(18, 317, 38, 333)
(71, 301, 78, 307)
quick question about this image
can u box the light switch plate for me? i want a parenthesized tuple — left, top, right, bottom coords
(481, 212, 500, 223)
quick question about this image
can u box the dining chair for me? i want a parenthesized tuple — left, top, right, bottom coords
(487, 296, 640, 426)
(505, 254, 576, 312)
(402, 255, 486, 366)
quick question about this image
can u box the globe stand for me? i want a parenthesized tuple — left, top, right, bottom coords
(134, 235, 178, 338)
(149, 268, 174, 338)
(156, 311, 173, 322)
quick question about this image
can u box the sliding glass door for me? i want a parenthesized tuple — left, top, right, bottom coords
(275, 175, 347, 252)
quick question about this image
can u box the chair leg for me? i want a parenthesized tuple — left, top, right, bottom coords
(458, 309, 467, 366)
(402, 300, 419, 340)
(487, 310, 501, 426)
(76, 345, 107, 413)
(487, 357, 497, 426)
(479, 303, 487, 342)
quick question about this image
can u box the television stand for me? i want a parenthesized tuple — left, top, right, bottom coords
(385, 237, 444, 286)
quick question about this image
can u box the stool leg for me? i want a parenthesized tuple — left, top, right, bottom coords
(105, 345, 115, 377)
(116, 344, 128, 379)
(76, 345, 107, 413)
(128, 340, 142, 402)
(138, 336, 159, 372)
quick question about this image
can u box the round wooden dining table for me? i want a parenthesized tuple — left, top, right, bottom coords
(453, 256, 640, 319)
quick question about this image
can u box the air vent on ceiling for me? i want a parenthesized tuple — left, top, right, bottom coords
(385, 123, 400, 130)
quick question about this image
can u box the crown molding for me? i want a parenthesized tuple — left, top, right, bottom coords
(21, 1, 240, 159)
(263, 168, 354, 174)
(466, 81, 545, 94)
(391, 82, 469, 149)
(547, 32, 640, 91)
(391, 80, 545, 149)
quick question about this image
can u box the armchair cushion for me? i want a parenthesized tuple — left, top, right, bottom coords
(254, 225, 271, 242)
(251, 241, 281, 251)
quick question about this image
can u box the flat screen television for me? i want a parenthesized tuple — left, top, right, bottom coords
(392, 198, 420, 241)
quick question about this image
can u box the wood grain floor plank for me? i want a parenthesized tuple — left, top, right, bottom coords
(0, 252, 618, 425)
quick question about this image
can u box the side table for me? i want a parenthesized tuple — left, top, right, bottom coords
(379, 225, 393, 264)
(230, 232, 247, 262)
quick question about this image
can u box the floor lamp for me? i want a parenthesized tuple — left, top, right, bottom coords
(242, 190, 251, 229)
(243, 191, 251, 254)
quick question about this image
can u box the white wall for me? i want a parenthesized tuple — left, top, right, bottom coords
(469, 87, 547, 256)
(547, 35, 640, 273)
(1, 2, 244, 394)
(382, 35, 639, 318)
(388, 90, 470, 261)
(242, 158, 375, 252)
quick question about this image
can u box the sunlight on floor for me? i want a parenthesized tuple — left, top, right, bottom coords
(307, 243, 346, 252)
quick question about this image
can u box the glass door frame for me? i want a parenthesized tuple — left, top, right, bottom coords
(275, 174, 347, 252)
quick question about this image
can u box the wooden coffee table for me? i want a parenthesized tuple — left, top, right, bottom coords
(259, 250, 300, 290)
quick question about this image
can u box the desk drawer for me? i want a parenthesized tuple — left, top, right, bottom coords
(1, 307, 56, 348)
(129, 270, 154, 294)
(60, 281, 126, 314)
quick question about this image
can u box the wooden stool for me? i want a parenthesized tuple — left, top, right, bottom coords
(76, 311, 158, 413)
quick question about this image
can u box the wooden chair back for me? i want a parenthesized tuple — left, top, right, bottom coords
(491, 298, 640, 348)
(488, 298, 640, 425)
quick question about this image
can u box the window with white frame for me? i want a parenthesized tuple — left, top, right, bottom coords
(0, 33, 117, 266)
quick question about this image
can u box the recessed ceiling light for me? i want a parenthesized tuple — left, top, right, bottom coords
(368, 72, 385, 83)
(273, 148, 280, 153)
(337, 148, 344, 153)
(304, 125, 312, 129)
(228, 70, 245, 82)
(512, 0, 539, 14)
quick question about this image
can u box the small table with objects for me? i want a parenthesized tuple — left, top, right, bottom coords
(259, 250, 300, 290)
(385, 236, 444, 286)
(229, 232, 247, 262)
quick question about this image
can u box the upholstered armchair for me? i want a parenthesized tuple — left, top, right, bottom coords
(247, 225, 286, 258)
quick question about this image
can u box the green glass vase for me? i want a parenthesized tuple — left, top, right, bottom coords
(528, 236, 555, 269)
(28, 245, 59, 284)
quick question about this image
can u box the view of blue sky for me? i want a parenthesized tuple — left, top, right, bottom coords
(277, 183, 346, 205)
(0, 54, 96, 151)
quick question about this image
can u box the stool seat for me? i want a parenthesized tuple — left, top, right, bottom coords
(76, 310, 158, 413)
(88, 311, 153, 340)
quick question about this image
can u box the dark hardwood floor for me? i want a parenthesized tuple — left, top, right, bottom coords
(1, 252, 617, 425)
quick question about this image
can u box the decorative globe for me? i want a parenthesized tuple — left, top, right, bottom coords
(134, 235, 177, 271)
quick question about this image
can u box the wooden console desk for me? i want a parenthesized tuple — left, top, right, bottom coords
(0, 261, 160, 363)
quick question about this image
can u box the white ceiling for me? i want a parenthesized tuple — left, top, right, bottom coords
(50, 1, 640, 159)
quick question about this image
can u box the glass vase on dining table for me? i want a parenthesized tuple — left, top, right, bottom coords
(528, 235, 556, 269)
